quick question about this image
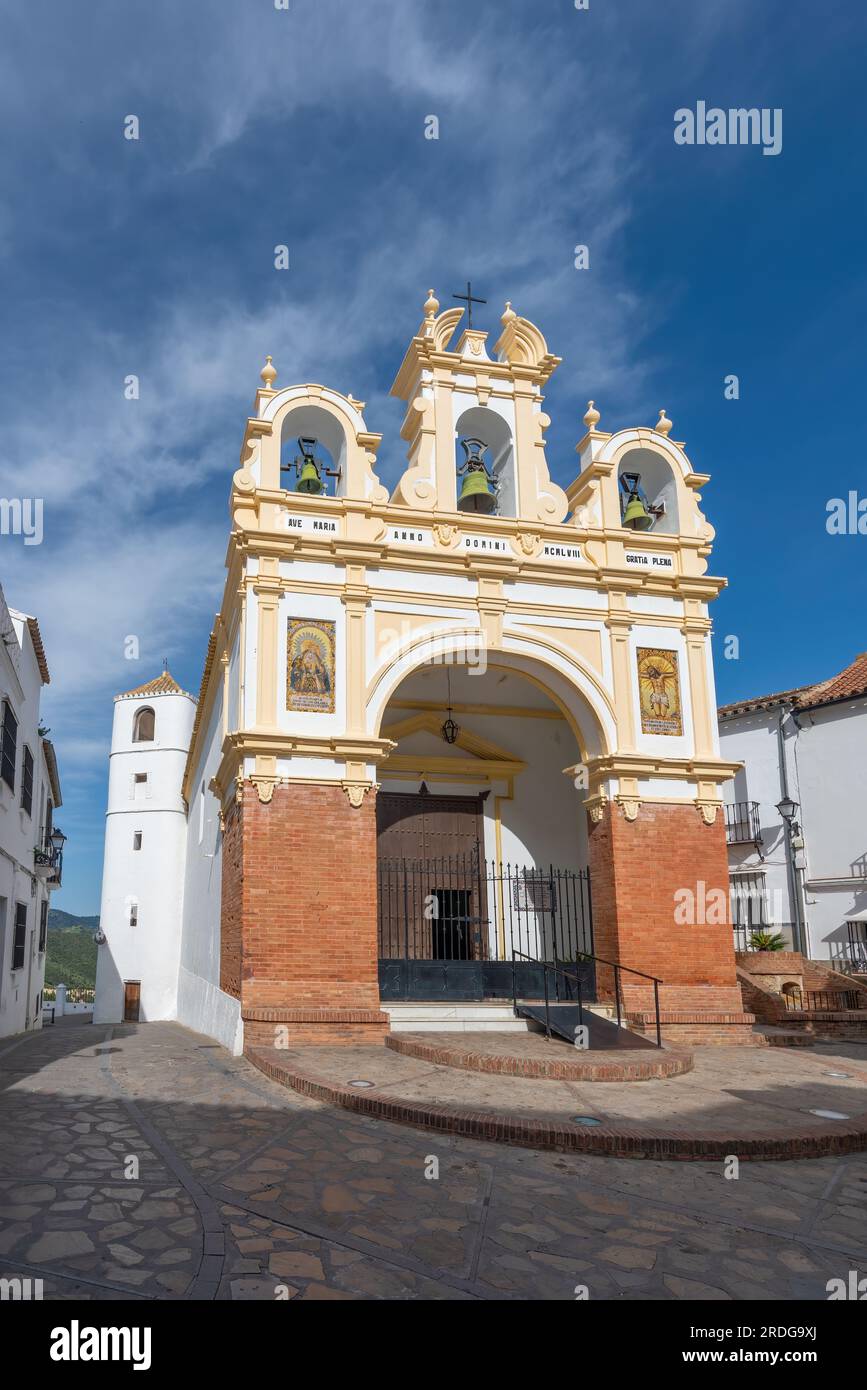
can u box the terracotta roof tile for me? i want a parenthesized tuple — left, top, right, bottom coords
(116, 669, 191, 700)
(719, 653, 867, 718)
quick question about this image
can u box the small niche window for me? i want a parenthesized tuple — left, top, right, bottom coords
(129, 902, 139, 928)
(39, 900, 47, 952)
(132, 707, 155, 743)
(133, 830, 142, 851)
(133, 772, 148, 800)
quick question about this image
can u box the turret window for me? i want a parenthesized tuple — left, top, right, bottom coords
(132, 707, 155, 742)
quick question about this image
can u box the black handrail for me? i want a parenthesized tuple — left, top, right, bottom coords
(512, 946, 663, 1048)
(512, 949, 585, 1043)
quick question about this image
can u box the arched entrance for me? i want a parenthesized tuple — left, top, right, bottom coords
(374, 659, 596, 1001)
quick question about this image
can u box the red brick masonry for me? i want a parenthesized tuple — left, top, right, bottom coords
(385, 1032, 694, 1081)
(222, 782, 390, 1045)
(589, 801, 756, 1043)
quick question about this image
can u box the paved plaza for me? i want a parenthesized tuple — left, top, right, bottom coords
(0, 1016, 866, 1301)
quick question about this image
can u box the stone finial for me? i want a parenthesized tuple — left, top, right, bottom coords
(260, 355, 277, 390)
(655, 408, 672, 437)
(423, 289, 440, 320)
(501, 300, 517, 326)
(583, 399, 601, 430)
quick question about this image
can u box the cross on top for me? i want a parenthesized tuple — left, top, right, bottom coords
(452, 281, 487, 330)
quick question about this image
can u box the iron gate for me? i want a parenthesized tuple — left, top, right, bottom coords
(377, 853, 594, 1001)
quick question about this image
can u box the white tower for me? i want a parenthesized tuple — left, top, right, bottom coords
(94, 671, 196, 1024)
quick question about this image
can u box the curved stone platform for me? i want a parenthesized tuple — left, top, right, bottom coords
(385, 1031, 694, 1081)
(246, 1039, 867, 1161)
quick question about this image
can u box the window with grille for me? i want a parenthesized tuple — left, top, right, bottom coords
(21, 745, 34, 815)
(39, 899, 47, 952)
(1, 701, 18, 791)
(12, 903, 27, 970)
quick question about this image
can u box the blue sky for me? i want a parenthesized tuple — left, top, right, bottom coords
(1, 0, 864, 911)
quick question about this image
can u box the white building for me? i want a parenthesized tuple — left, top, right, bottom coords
(0, 583, 65, 1038)
(94, 673, 196, 1029)
(718, 652, 867, 966)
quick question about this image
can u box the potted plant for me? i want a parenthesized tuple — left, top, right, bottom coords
(748, 929, 786, 952)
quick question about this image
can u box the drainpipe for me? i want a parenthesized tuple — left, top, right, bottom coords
(777, 704, 807, 956)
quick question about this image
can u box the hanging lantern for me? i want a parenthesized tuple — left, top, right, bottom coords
(457, 438, 497, 514)
(441, 669, 460, 743)
(441, 712, 459, 744)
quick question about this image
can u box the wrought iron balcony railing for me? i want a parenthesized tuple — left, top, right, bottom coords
(33, 841, 63, 887)
(724, 800, 762, 846)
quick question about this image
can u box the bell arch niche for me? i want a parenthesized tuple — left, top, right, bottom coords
(617, 446, 680, 535)
(279, 404, 348, 499)
(455, 406, 516, 517)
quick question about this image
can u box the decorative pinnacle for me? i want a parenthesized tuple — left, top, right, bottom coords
(501, 300, 517, 325)
(583, 399, 601, 430)
(655, 409, 672, 437)
(260, 355, 277, 390)
(423, 288, 440, 320)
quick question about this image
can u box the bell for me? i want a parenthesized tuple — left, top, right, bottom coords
(622, 492, 653, 530)
(458, 468, 496, 514)
(296, 459, 323, 494)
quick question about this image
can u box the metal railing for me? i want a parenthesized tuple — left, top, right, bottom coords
(783, 988, 863, 1013)
(376, 853, 593, 1002)
(724, 801, 762, 846)
(511, 948, 585, 1041)
(377, 854, 592, 964)
(512, 946, 663, 1048)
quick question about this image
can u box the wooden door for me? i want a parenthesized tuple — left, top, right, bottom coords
(123, 980, 141, 1022)
(376, 793, 488, 960)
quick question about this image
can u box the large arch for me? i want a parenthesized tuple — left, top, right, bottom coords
(367, 625, 615, 763)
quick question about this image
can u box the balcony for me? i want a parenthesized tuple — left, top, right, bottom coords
(34, 827, 65, 888)
(724, 800, 762, 848)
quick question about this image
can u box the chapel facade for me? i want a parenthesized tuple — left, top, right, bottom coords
(95, 293, 752, 1053)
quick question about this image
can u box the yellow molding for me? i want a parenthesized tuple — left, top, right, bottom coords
(382, 711, 526, 767)
(382, 754, 523, 779)
(388, 699, 562, 721)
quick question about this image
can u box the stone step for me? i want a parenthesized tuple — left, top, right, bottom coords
(383, 1003, 534, 1033)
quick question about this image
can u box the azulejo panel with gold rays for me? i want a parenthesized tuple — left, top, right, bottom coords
(287, 618, 336, 713)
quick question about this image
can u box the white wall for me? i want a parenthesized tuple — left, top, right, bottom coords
(0, 594, 56, 1038)
(177, 677, 243, 1054)
(94, 689, 195, 1024)
(797, 700, 867, 959)
(719, 698, 867, 960)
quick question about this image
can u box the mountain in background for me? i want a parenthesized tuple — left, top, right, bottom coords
(45, 908, 99, 988)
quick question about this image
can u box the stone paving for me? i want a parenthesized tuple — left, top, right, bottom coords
(257, 1034, 867, 1136)
(1, 1016, 866, 1300)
